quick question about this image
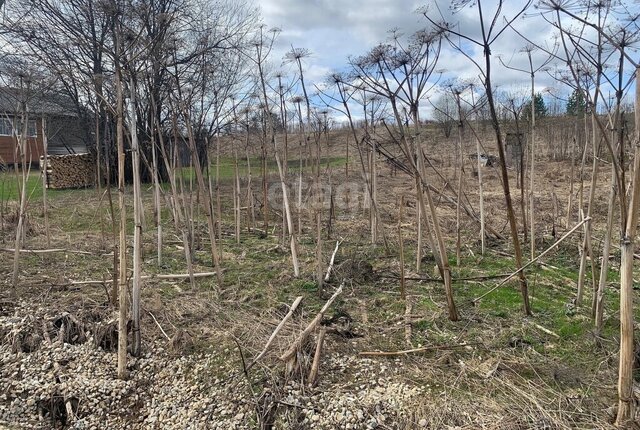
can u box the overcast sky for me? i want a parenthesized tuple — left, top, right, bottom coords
(257, 0, 639, 120)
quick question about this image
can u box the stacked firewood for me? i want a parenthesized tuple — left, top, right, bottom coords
(40, 153, 94, 189)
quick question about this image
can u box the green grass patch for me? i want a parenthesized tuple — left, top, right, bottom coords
(0, 171, 43, 201)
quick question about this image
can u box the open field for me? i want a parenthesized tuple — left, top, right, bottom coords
(0, 131, 638, 429)
(3, 0, 640, 427)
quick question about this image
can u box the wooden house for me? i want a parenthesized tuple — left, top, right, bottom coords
(0, 88, 88, 168)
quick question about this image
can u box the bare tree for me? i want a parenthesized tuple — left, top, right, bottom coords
(498, 44, 555, 259)
(7, 74, 32, 291)
(540, 0, 640, 423)
(431, 91, 457, 138)
(252, 26, 300, 277)
(348, 30, 459, 321)
(424, 0, 534, 316)
(111, 7, 128, 379)
(317, 73, 389, 253)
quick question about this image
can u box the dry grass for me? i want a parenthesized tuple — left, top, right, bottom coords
(0, 126, 637, 428)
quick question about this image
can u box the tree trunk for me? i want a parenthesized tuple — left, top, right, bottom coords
(184, 122, 222, 287)
(529, 73, 536, 259)
(151, 129, 162, 266)
(11, 106, 30, 291)
(474, 126, 486, 255)
(615, 66, 640, 427)
(153, 95, 195, 288)
(234, 149, 241, 244)
(273, 142, 299, 277)
(42, 117, 50, 247)
(399, 195, 406, 300)
(129, 74, 143, 358)
(577, 112, 600, 306)
(566, 134, 576, 229)
(115, 50, 128, 380)
(595, 166, 616, 332)
(455, 95, 464, 266)
(484, 42, 530, 316)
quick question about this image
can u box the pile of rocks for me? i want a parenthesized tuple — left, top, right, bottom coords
(277, 355, 427, 429)
(1, 303, 428, 429)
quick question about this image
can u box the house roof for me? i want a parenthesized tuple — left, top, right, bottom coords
(0, 87, 78, 117)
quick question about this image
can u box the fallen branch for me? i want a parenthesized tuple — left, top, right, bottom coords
(324, 240, 342, 282)
(153, 272, 218, 280)
(232, 337, 262, 427)
(538, 261, 561, 271)
(146, 310, 171, 340)
(378, 273, 512, 283)
(529, 321, 560, 339)
(473, 217, 590, 303)
(67, 271, 219, 285)
(359, 342, 479, 357)
(1, 248, 93, 255)
(376, 274, 441, 282)
(280, 281, 344, 370)
(454, 273, 514, 282)
(248, 296, 303, 370)
(307, 328, 326, 387)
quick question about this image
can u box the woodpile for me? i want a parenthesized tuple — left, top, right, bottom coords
(40, 153, 94, 189)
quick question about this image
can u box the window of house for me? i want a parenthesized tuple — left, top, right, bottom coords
(0, 118, 12, 136)
(0, 118, 36, 137)
(27, 120, 37, 137)
(16, 118, 37, 138)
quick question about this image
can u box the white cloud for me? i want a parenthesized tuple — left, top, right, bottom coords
(255, 0, 639, 119)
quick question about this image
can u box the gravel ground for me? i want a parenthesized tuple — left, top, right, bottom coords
(0, 302, 426, 429)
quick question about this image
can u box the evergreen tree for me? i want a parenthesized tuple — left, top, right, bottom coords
(523, 93, 548, 120)
(566, 89, 586, 116)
